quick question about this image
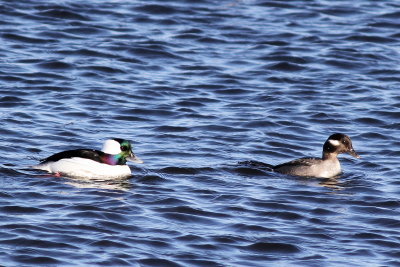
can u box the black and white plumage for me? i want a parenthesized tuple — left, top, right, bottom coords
(32, 139, 143, 179)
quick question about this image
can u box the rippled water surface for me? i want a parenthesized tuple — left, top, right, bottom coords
(1, 0, 400, 266)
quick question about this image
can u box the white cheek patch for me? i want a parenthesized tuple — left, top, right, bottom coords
(328, 139, 341, 146)
(102, 139, 121, 154)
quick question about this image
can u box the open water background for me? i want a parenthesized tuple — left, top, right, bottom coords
(1, 0, 400, 266)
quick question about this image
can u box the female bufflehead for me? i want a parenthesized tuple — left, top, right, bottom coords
(272, 133, 360, 178)
(33, 138, 143, 179)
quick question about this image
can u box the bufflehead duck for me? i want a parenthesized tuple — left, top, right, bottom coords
(273, 133, 360, 178)
(33, 138, 143, 179)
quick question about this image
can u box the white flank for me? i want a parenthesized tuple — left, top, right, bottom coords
(32, 157, 131, 179)
(328, 139, 340, 146)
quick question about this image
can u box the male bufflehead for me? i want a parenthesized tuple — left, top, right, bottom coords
(272, 133, 360, 178)
(33, 138, 143, 179)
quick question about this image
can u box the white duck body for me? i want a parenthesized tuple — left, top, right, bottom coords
(33, 139, 143, 179)
(34, 158, 132, 179)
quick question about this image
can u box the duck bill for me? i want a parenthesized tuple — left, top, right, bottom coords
(126, 153, 143, 163)
(348, 149, 361, 159)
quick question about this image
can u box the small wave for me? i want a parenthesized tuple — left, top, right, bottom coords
(242, 242, 300, 254)
(2, 33, 56, 44)
(36, 9, 90, 21)
(36, 60, 73, 70)
(134, 4, 179, 15)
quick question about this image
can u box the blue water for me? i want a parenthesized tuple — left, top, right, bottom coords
(1, 0, 400, 266)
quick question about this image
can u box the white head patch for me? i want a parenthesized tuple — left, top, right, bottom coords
(102, 139, 122, 154)
(328, 139, 340, 146)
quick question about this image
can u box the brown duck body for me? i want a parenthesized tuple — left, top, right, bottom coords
(273, 133, 360, 178)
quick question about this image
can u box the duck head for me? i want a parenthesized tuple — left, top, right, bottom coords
(323, 133, 360, 159)
(102, 138, 143, 164)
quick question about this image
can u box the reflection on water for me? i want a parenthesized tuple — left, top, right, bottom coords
(65, 178, 132, 191)
(29, 169, 132, 191)
(318, 177, 343, 191)
(297, 176, 345, 191)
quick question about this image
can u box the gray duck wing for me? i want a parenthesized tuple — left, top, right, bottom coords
(273, 158, 319, 170)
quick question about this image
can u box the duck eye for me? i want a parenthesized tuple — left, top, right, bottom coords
(120, 146, 127, 151)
